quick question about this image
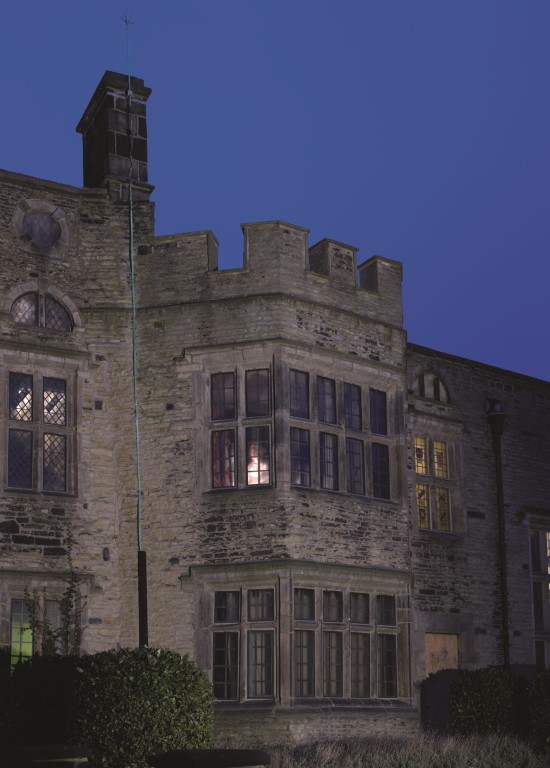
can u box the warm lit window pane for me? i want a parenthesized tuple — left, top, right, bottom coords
(43, 378, 66, 425)
(246, 426, 270, 486)
(290, 428, 310, 486)
(212, 430, 236, 488)
(414, 436, 427, 475)
(211, 373, 235, 420)
(246, 369, 270, 417)
(320, 433, 338, 491)
(434, 441, 448, 479)
(416, 483, 430, 529)
(435, 487, 451, 532)
(9, 373, 33, 422)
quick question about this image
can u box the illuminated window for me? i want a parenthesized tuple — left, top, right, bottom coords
(414, 436, 428, 474)
(7, 372, 69, 493)
(414, 435, 452, 532)
(11, 292, 72, 332)
(246, 426, 270, 486)
(434, 441, 448, 479)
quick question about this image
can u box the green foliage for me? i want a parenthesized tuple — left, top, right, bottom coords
(448, 666, 528, 736)
(68, 647, 213, 768)
(529, 670, 550, 747)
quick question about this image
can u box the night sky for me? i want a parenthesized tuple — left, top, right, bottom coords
(2, 1, 549, 380)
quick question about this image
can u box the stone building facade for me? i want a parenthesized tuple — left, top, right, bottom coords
(0, 71, 549, 742)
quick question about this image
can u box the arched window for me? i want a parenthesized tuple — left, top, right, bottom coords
(11, 292, 72, 332)
(413, 372, 449, 403)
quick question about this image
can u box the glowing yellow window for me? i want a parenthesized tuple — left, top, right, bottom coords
(434, 441, 448, 479)
(414, 437, 427, 475)
(435, 488, 451, 532)
(416, 483, 430, 529)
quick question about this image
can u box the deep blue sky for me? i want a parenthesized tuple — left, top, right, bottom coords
(2, 1, 549, 380)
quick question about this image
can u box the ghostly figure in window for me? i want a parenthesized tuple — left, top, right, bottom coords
(246, 427, 270, 485)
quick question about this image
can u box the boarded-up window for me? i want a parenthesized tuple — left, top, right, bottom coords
(425, 633, 459, 676)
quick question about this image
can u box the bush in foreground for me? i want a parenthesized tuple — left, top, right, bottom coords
(530, 669, 550, 747)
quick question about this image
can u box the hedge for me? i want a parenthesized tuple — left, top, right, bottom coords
(530, 670, 550, 746)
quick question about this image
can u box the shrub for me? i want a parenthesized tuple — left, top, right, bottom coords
(448, 666, 527, 736)
(530, 669, 550, 747)
(69, 647, 213, 768)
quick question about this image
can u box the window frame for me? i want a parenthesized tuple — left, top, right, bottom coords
(344, 382, 362, 431)
(317, 376, 337, 425)
(369, 389, 388, 436)
(290, 369, 309, 420)
(211, 372, 236, 421)
(245, 369, 271, 418)
(414, 435, 452, 532)
(290, 427, 311, 487)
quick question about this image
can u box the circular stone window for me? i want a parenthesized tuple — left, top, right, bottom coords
(13, 200, 69, 256)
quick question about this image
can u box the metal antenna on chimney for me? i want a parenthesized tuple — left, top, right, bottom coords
(122, 11, 148, 648)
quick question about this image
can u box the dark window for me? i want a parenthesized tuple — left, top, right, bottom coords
(372, 443, 390, 499)
(246, 369, 270, 417)
(344, 383, 362, 431)
(346, 438, 364, 495)
(7, 373, 68, 493)
(377, 634, 397, 697)
(212, 430, 236, 488)
(317, 377, 336, 424)
(290, 428, 310, 486)
(214, 591, 240, 623)
(323, 591, 343, 623)
(350, 593, 370, 624)
(246, 426, 270, 486)
(213, 632, 239, 699)
(290, 370, 309, 419)
(369, 389, 387, 435)
(248, 589, 274, 621)
(320, 433, 338, 491)
(294, 630, 315, 697)
(376, 595, 396, 626)
(248, 631, 274, 698)
(351, 633, 370, 697)
(45, 297, 72, 332)
(211, 373, 235, 420)
(433, 377, 441, 401)
(323, 631, 343, 696)
(295, 588, 315, 621)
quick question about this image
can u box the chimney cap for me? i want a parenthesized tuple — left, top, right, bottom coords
(76, 70, 152, 134)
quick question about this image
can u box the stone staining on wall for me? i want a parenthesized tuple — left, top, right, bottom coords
(0, 70, 550, 745)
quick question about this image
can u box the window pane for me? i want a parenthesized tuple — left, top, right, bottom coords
(246, 426, 270, 486)
(246, 369, 270, 417)
(248, 589, 274, 622)
(211, 373, 235, 420)
(8, 430, 33, 488)
(533, 581, 544, 632)
(414, 436, 427, 475)
(323, 631, 343, 697)
(435, 488, 451, 532)
(11, 599, 33, 667)
(377, 595, 396, 626)
(12, 293, 37, 326)
(290, 428, 310, 487)
(214, 591, 240, 623)
(43, 378, 66, 425)
(377, 634, 397, 697)
(317, 377, 336, 424)
(294, 588, 315, 621)
(372, 443, 390, 499)
(350, 593, 370, 624)
(212, 430, 236, 488)
(323, 591, 343, 623)
(213, 632, 239, 699)
(22, 211, 61, 249)
(43, 433, 66, 492)
(346, 438, 364, 495)
(434, 441, 448, 479)
(320, 433, 338, 491)
(416, 483, 430, 529)
(294, 630, 315, 697)
(351, 633, 370, 697)
(369, 389, 387, 435)
(344, 383, 362, 431)
(9, 373, 33, 421)
(290, 370, 309, 419)
(45, 297, 72, 331)
(248, 631, 274, 698)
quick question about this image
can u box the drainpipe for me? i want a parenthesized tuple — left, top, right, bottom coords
(486, 399, 509, 668)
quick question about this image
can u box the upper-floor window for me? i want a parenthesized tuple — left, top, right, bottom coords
(211, 372, 235, 420)
(320, 432, 338, 491)
(413, 372, 450, 403)
(290, 370, 309, 419)
(246, 426, 270, 486)
(369, 389, 387, 435)
(7, 372, 70, 493)
(372, 443, 390, 500)
(246, 369, 270, 417)
(290, 427, 310, 487)
(11, 292, 72, 332)
(344, 383, 362, 431)
(317, 377, 336, 424)
(414, 435, 451, 532)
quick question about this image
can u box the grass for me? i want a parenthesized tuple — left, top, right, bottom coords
(215, 734, 549, 768)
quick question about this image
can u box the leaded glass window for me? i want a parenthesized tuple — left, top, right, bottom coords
(290, 428, 310, 486)
(11, 292, 72, 331)
(246, 369, 270, 417)
(290, 370, 309, 419)
(344, 382, 361, 431)
(246, 426, 270, 486)
(248, 631, 274, 698)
